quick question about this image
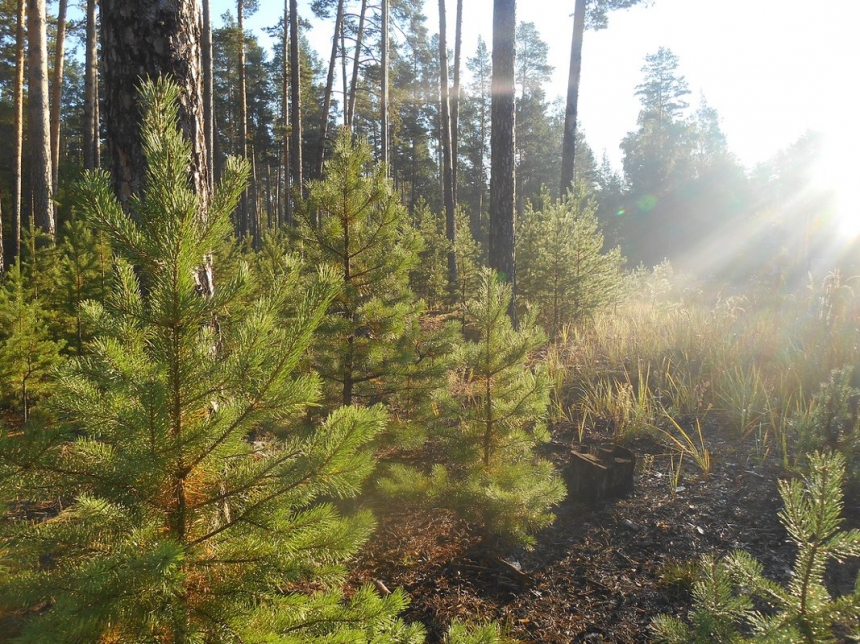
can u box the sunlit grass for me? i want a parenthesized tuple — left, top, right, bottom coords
(557, 264, 860, 470)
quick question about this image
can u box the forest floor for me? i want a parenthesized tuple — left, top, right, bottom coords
(350, 422, 860, 643)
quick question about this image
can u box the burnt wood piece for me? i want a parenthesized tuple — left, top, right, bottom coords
(563, 444, 635, 505)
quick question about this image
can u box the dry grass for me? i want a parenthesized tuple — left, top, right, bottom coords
(555, 266, 860, 467)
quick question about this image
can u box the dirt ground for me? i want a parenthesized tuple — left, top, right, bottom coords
(350, 424, 860, 642)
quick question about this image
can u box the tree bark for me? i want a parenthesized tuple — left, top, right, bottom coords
(202, 0, 214, 188)
(451, 0, 463, 203)
(282, 0, 291, 225)
(318, 0, 344, 177)
(28, 0, 55, 240)
(83, 0, 99, 171)
(13, 0, 26, 258)
(347, 0, 367, 128)
(340, 18, 348, 126)
(100, 0, 209, 212)
(237, 0, 250, 237)
(560, 0, 586, 196)
(289, 0, 304, 205)
(489, 0, 516, 323)
(0, 190, 5, 273)
(438, 0, 457, 288)
(380, 0, 389, 169)
(50, 0, 68, 198)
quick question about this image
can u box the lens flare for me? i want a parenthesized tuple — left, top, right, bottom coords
(637, 194, 657, 212)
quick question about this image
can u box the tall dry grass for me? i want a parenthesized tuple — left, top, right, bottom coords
(557, 265, 860, 468)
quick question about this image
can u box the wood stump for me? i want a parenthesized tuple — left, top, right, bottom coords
(563, 443, 635, 505)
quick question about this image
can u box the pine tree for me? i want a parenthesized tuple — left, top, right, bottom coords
(517, 184, 624, 337)
(52, 217, 111, 355)
(294, 131, 453, 443)
(452, 207, 484, 325)
(411, 200, 450, 311)
(387, 270, 564, 548)
(0, 81, 424, 643)
(651, 451, 860, 643)
(0, 262, 65, 422)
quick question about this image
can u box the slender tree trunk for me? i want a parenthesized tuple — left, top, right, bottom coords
(0, 190, 5, 273)
(237, 0, 250, 237)
(264, 160, 273, 228)
(28, 0, 55, 240)
(13, 0, 26, 259)
(202, 0, 214, 188)
(50, 0, 68, 198)
(451, 0, 463, 203)
(83, 0, 99, 171)
(489, 0, 516, 323)
(281, 0, 290, 225)
(474, 53, 489, 244)
(380, 0, 389, 169)
(250, 143, 260, 243)
(318, 0, 344, 177)
(347, 0, 367, 128)
(560, 0, 586, 196)
(94, 60, 101, 167)
(274, 157, 282, 226)
(289, 0, 304, 206)
(438, 0, 457, 288)
(100, 0, 209, 212)
(340, 19, 348, 126)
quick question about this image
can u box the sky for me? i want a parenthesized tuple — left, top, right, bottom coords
(216, 0, 860, 175)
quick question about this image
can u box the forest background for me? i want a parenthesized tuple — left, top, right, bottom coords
(0, 0, 859, 641)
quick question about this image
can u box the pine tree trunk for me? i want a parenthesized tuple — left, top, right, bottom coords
(347, 0, 367, 128)
(474, 54, 488, 244)
(340, 20, 348, 126)
(289, 0, 303, 205)
(237, 0, 250, 237)
(100, 0, 209, 212)
(264, 160, 273, 228)
(202, 0, 214, 188)
(380, 0, 389, 169)
(438, 0, 457, 288)
(281, 0, 291, 225)
(28, 0, 55, 240)
(317, 0, 344, 177)
(83, 0, 99, 171)
(13, 0, 26, 258)
(0, 190, 5, 273)
(560, 0, 586, 196)
(250, 142, 260, 243)
(489, 0, 516, 323)
(50, 0, 68, 199)
(451, 0, 463, 203)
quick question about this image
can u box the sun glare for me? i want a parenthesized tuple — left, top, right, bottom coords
(814, 132, 860, 239)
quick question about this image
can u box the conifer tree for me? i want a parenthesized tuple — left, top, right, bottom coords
(518, 183, 624, 337)
(452, 208, 484, 324)
(651, 451, 860, 643)
(411, 200, 450, 311)
(0, 81, 424, 643)
(0, 263, 65, 422)
(387, 270, 564, 548)
(448, 270, 564, 546)
(53, 217, 111, 354)
(294, 131, 454, 441)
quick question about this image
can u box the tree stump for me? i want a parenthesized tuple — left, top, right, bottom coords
(563, 444, 635, 505)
